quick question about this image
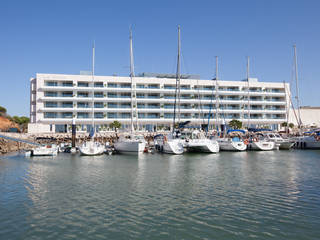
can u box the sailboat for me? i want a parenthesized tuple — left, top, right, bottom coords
(217, 129, 247, 151)
(290, 45, 320, 149)
(186, 61, 219, 153)
(114, 29, 147, 153)
(243, 57, 275, 151)
(155, 26, 184, 155)
(79, 44, 105, 156)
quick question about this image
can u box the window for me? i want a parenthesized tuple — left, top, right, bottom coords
(137, 84, 145, 88)
(107, 93, 117, 98)
(62, 112, 73, 118)
(120, 93, 131, 98)
(137, 103, 145, 108)
(44, 91, 57, 97)
(62, 92, 73, 97)
(147, 113, 159, 119)
(44, 112, 57, 118)
(148, 84, 159, 89)
(94, 102, 104, 108)
(138, 113, 146, 118)
(78, 82, 89, 87)
(148, 104, 160, 109)
(164, 85, 175, 89)
(78, 92, 89, 98)
(77, 112, 89, 119)
(62, 81, 73, 87)
(120, 103, 131, 108)
(164, 113, 174, 118)
(108, 103, 117, 108)
(45, 81, 58, 86)
(107, 113, 117, 118)
(94, 92, 104, 98)
(62, 102, 73, 108)
(120, 113, 131, 118)
(78, 102, 89, 108)
(107, 83, 117, 88)
(45, 102, 57, 108)
(94, 82, 104, 88)
(94, 112, 104, 118)
(136, 93, 145, 98)
(120, 83, 131, 88)
(148, 94, 159, 99)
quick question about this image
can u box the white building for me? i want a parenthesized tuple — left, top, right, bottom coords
(289, 106, 320, 128)
(28, 72, 289, 133)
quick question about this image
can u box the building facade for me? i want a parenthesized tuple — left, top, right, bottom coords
(28, 73, 289, 133)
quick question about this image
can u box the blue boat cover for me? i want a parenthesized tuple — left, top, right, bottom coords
(227, 129, 246, 134)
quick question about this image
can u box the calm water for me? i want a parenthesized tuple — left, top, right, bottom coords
(1, 150, 320, 240)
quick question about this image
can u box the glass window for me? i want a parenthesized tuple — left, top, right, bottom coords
(107, 83, 117, 88)
(94, 112, 104, 118)
(94, 102, 104, 108)
(62, 102, 73, 108)
(44, 91, 57, 97)
(77, 112, 89, 119)
(44, 102, 57, 108)
(62, 112, 73, 118)
(94, 82, 104, 88)
(78, 92, 89, 98)
(78, 102, 89, 108)
(44, 112, 57, 118)
(62, 92, 73, 97)
(78, 82, 89, 87)
(45, 81, 58, 86)
(62, 81, 73, 87)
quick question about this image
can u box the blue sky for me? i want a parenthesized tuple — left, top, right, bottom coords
(1, 0, 319, 116)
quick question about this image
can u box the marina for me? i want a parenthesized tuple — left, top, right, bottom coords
(1, 1, 320, 239)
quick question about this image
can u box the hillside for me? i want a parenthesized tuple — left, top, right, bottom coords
(0, 116, 19, 132)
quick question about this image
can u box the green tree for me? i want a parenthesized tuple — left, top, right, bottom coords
(0, 106, 7, 116)
(281, 122, 288, 128)
(289, 123, 294, 129)
(109, 121, 121, 132)
(229, 119, 242, 129)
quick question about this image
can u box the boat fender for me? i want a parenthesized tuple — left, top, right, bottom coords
(244, 139, 249, 145)
(253, 138, 258, 142)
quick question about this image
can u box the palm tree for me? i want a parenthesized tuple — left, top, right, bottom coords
(110, 121, 121, 132)
(229, 119, 243, 129)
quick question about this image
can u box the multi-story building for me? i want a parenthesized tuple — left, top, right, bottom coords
(28, 72, 289, 133)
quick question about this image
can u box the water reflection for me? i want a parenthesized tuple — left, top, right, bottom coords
(0, 151, 319, 239)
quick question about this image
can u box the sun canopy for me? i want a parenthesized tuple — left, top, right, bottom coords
(227, 129, 246, 134)
(248, 128, 272, 132)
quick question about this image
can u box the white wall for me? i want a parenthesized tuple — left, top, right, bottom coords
(28, 123, 55, 134)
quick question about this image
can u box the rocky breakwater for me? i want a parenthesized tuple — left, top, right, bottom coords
(0, 138, 31, 155)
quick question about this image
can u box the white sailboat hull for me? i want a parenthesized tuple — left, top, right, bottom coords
(218, 139, 247, 151)
(279, 141, 295, 150)
(294, 136, 320, 149)
(187, 139, 219, 153)
(248, 141, 275, 151)
(31, 146, 58, 156)
(79, 142, 105, 156)
(114, 140, 146, 153)
(163, 139, 184, 155)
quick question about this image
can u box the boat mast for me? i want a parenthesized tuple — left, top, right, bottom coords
(129, 28, 135, 133)
(173, 25, 181, 132)
(214, 56, 219, 134)
(246, 56, 251, 129)
(283, 81, 289, 133)
(293, 44, 302, 128)
(196, 78, 202, 129)
(91, 42, 95, 136)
